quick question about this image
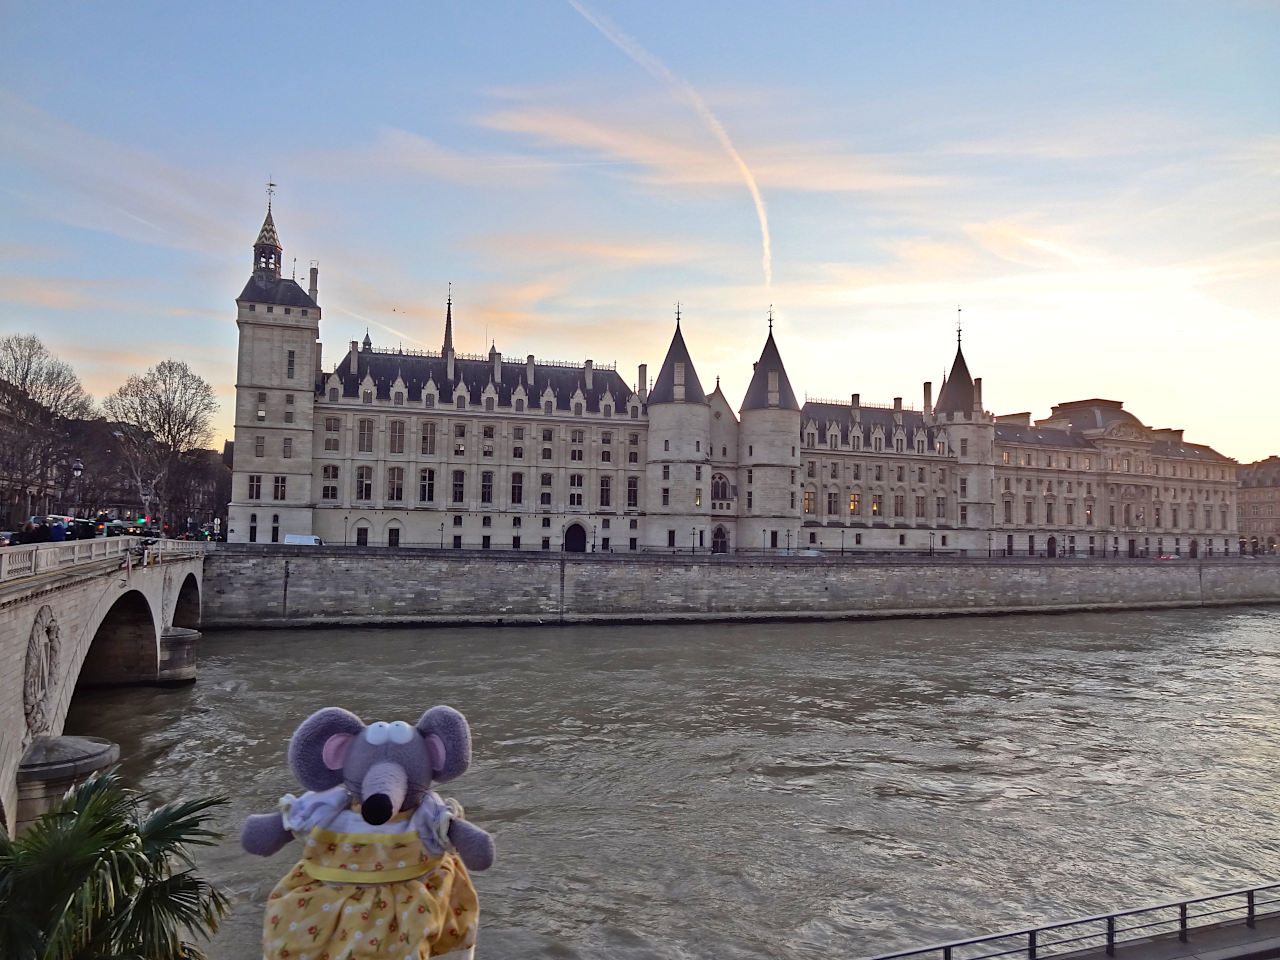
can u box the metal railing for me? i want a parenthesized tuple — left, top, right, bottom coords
(0, 536, 210, 584)
(868, 883, 1280, 960)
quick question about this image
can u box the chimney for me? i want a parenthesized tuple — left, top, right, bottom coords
(923, 381, 932, 413)
(527, 354, 536, 386)
(308, 264, 319, 303)
(638, 363, 648, 400)
(851, 393, 860, 409)
(973, 377, 983, 414)
(315, 340, 323, 376)
(893, 396, 903, 425)
(350, 341, 358, 375)
(493, 349, 502, 385)
(584, 359, 593, 390)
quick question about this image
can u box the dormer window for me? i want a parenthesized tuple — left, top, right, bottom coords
(266, 305, 273, 313)
(515, 398, 525, 412)
(456, 395, 466, 410)
(328, 388, 339, 402)
(425, 394, 435, 408)
(394, 392, 404, 406)
(248, 304, 256, 312)
(362, 390, 372, 404)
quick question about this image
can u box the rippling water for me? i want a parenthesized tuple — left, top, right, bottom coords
(64, 607, 1280, 959)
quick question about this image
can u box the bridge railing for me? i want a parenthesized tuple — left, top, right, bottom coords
(867, 882, 1280, 960)
(0, 537, 210, 584)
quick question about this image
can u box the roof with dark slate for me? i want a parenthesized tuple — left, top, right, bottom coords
(1038, 399, 1143, 432)
(933, 344, 974, 416)
(237, 275, 318, 309)
(647, 323, 707, 405)
(1240, 456, 1280, 486)
(327, 345, 634, 412)
(740, 332, 799, 412)
(802, 401, 937, 448)
(256, 208, 280, 249)
(994, 423, 1094, 449)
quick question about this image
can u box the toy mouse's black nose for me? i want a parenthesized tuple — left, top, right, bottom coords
(362, 793, 393, 825)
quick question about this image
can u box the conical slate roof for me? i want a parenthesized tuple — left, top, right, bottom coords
(740, 331, 799, 412)
(256, 207, 280, 250)
(648, 322, 706, 404)
(933, 343, 974, 415)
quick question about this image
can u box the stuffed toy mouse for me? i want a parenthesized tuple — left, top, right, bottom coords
(242, 705, 495, 959)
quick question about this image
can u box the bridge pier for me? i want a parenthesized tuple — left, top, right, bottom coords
(15, 735, 120, 834)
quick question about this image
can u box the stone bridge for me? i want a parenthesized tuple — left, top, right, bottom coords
(0, 537, 209, 834)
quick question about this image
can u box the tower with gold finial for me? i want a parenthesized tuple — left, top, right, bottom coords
(227, 190, 324, 544)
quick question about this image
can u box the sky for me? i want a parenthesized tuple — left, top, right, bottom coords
(1, 1, 1277, 461)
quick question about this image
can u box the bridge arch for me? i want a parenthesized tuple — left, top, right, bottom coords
(77, 590, 159, 689)
(172, 572, 201, 629)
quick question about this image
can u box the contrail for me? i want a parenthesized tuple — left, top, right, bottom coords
(567, 0, 772, 289)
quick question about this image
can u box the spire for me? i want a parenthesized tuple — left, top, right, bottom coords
(253, 199, 282, 279)
(933, 335, 975, 416)
(740, 326, 799, 412)
(362, 329, 372, 350)
(443, 286, 455, 356)
(648, 320, 707, 405)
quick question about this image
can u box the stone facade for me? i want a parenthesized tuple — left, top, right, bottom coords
(227, 208, 1239, 556)
(1238, 457, 1280, 555)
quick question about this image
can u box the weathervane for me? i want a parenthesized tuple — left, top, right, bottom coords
(768, 304, 774, 333)
(266, 178, 276, 210)
(956, 305, 962, 345)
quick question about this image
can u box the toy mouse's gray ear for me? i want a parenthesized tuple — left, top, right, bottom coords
(416, 705, 471, 783)
(289, 707, 364, 790)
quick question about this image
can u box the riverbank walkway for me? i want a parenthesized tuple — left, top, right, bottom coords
(868, 884, 1280, 960)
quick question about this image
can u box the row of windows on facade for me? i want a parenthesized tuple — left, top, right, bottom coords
(246, 304, 308, 319)
(802, 430, 955, 456)
(997, 499, 1232, 530)
(249, 469, 634, 508)
(805, 462, 953, 484)
(997, 476, 1229, 503)
(999, 448, 1231, 481)
(325, 385, 640, 419)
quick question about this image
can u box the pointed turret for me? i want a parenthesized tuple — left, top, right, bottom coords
(253, 205, 282, 280)
(739, 330, 799, 412)
(648, 319, 706, 404)
(933, 340, 974, 416)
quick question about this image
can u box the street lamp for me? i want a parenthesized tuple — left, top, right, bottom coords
(592, 524, 597, 553)
(987, 532, 993, 558)
(929, 531, 935, 557)
(690, 526, 696, 554)
(762, 528, 766, 555)
(439, 522, 445, 549)
(840, 528, 845, 556)
(71, 458, 83, 519)
(785, 528, 791, 553)
(343, 514, 350, 546)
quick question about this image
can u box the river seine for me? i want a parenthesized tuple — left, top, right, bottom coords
(65, 607, 1280, 959)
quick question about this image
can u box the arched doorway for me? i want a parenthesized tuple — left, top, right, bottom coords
(564, 523, 587, 553)
(711, 526, 729, 554)
(1189, 539, 1199, 558)
(1046, 536, 1057, 558)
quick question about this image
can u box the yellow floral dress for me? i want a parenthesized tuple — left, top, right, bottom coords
(263, 809, 479, 959)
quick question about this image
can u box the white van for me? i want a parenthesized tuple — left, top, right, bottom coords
(283, 534, 324, 546)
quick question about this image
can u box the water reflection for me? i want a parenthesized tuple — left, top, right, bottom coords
(65, 607, 1280, 959)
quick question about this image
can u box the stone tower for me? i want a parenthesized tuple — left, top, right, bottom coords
(738, 323, 801, 552)
(227, 204, 322, 544)
(644, 316, 712, 552)
(928, 333, 994, 549)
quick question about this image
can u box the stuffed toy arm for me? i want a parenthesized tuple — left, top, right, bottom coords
(241, 785, 350, 856)
(410, 793, 495, 872)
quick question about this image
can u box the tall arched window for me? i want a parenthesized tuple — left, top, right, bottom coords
(271, 513, 280, 543)
(248, 512, 257, 543)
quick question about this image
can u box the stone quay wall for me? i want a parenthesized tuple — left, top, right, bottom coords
(201, 545, 1280, 628)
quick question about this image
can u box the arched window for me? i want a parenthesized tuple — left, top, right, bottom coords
(248, 512, 257, 543)
(456, 394, 466, 409)
(271, 513, 280, 543)
(711, 473, 730, 501)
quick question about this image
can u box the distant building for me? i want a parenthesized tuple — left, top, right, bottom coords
(1238, 457, 1280, 555)
(227, 205, 1239, 556)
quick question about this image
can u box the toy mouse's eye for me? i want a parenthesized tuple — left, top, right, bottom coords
(389, 721, 415, 744)
(366, 721, 391, 745)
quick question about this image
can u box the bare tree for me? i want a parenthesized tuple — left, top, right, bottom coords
(0, 335, 93, 524)
(102, 360, 219, 533)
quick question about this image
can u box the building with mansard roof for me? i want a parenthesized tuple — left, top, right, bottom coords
(1238, 457, 1280, 555)
(227, 206, 1239, 557)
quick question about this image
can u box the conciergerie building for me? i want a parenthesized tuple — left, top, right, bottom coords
(228, 206, 1240, 558)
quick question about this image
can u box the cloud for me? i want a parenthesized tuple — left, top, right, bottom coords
(567, 0, 773, 287)
(304, 127, 557, 188)
(0, 90, 245, 253)
(0, 275, 95, 310)
(468, 233, 709, 269)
